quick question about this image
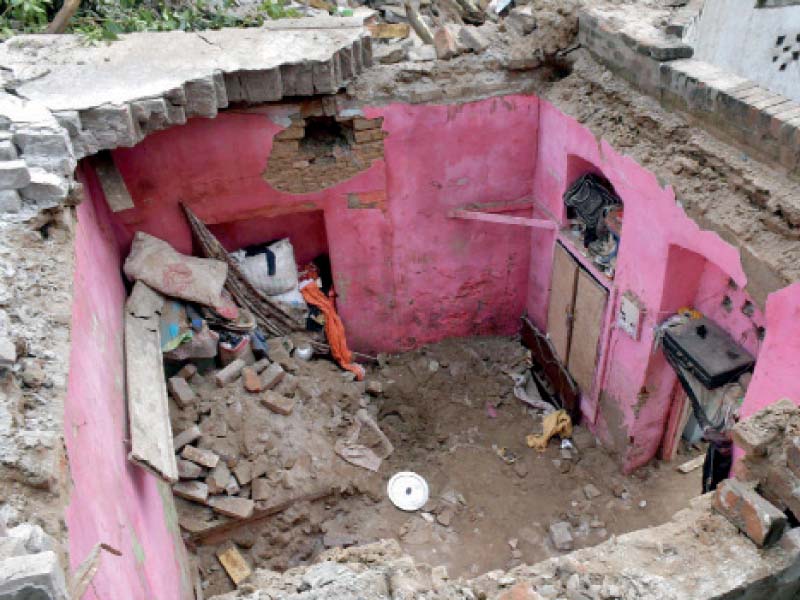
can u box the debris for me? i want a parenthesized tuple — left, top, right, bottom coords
(387, 471, 430, 511)
(252, 478, 270, 501)
(233, 461, 253, 486)
(261, 390, 296, 416)
(638, 500, 648, 509)
(173, 481, 209, 503)
(549, 521, 574, 551)
(366, 380, 384, 396)
(124, 231, 230, 311)
(215, 358, 247, 387)
(207, 462, 232, 494)
(167, 376, 196, 408)
(177, 459, 205, 480)
(0, 334, 16, 368)
(181, 445, 220, 469)
(512, 370, 554, 413)
(583, 484, 602, 499)
(788, 437, 800, 478)
(437, 506, 455, 527)
(208, 496, 255, 519)
(506, 6, 536, 35)
(367, 23, 411, 39)
(216, 543, 252, 586)
(676, 454, 705, 474)
(176, 363, 197, 379)
(241, 367, 262, 393)
(173, 425, 201, 451)
(732, 398, 797, 456)
(124, 281, 178, 483)
(434, 26, 460, 60)
(458, 26, 489, 53)
(0, 551, 67, 600)
(260, 362, 286, 390)
(493, 445, 517, 464)
(713, 478, 787, 547)
(527, 410, 573, 451)
(335, 409, 394, 471)
(294, 343, 313, 361)
(403, 0, 434, 44)
(67, 543, 122, 600)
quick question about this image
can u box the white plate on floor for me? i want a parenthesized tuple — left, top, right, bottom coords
(387, 471, 429, 511)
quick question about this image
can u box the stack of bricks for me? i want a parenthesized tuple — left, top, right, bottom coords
(713, 398, 800, 548)
(263, 108, 385, 194)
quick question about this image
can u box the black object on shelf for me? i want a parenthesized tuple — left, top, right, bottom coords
(662, 316, 755, 390)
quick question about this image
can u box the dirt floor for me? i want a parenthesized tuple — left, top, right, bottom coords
(171, 336, 701, 596)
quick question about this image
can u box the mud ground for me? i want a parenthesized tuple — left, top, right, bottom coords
(175, 336, 701, 596)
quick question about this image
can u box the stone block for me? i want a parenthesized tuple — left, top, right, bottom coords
(787, 437, 800, 479)
(177, 459, 204, 480)
(262, 390, 296, 416)
(185, 75, 220, 118)
(234, 460, 253, 486)
(0, 189, 21, 213)
(458, 25, 490, 53)
(19, 168, 69, 206)
(0, 140, 17, 161)
(173, 424, 201, 451)
(549, 521, 573, 551)
(0, 160, 30, 189)
(173, 481, 209, 503)
(0, 551, 67, 600)
(207, 461, 231, 495)
(7, 524, 56, 554)
(209, 496, 255, 519)
(215, 358, 246, 387)
(260, 363, 286, 390)
(506, 6, 536, 35)
(713, 478, 786, 547)
(167, 376, 196, 408)
(181, 445, 220, 469)
(176, 363, 197, 380)
(252, 477, 271, 501)
(434, 26, 459, 60)
(0, 537, 26, 560)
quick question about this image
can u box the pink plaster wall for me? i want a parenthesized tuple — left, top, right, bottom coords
(528, 100, 765, 471)
(66, 164, 193, 600)
(103, 96, 540, 353)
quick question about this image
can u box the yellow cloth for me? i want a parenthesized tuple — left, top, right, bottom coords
(526, 410, 573, 451)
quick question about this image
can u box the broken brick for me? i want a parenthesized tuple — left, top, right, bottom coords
(252, 477, 271, 501)
(433, 26, 459, 60)
(713, 478, 787, 547)
(176, 363, 197, 380)
(260, 363, 286, 390)
(216, 542, 252, 585)
(182, 445, 220, 469)
(233, 460, 253, 486)
(207, 461, 231, 495)
(787, 437, 800, 479)
(763, 465, 800, 517)
(208, 496, 255, 519)
(167, 376, 196, 408)
(173, 424, 202, 451)
(177, 459, 204, 480)
(262, 390, 296, 416)
(173, 481, 209, 504)
(242, 367, 262, 393)
(497, 582, 541, 600)
(215, 358, 246, 387)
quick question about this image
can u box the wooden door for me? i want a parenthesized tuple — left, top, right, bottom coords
(567, 269, 609, 395)
(547, 243, 579, 363)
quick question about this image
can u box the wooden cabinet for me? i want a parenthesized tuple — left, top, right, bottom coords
(547, 242, 609, 395)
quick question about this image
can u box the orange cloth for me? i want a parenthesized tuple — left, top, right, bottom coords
(300, 280, 364, 381)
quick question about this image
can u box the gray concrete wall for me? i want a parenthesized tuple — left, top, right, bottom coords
(686, 0, 800, 102)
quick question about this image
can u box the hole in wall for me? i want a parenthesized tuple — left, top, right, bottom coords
(756, 326, 766, 340)
(263, 113, 386, 194)
(721, 295, 733, 312)
(742, 300, 755, 317)
(776, 35, 786, 46)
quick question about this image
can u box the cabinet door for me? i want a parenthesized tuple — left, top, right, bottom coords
(547, 243, 579, 363)
(568, 269, 609, 394)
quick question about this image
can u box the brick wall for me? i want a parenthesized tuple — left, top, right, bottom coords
(263, 106, 385, 194)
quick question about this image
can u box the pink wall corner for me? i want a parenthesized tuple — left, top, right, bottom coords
(65, 164, 193, 600)
(105, 96, 540, 354)
(739, 282, 800, 422)
(530, 100, 764, 471)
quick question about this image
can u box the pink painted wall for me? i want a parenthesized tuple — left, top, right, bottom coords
(66, 164, 193, 600)
(103, 96, 540, 353)
(528, 100, 765, 471)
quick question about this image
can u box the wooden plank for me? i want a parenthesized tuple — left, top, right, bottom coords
(567, 268, 608, 395)
(520, 317, 581, 423)
(660, 384, 691, 462)
(125, 282, 178, 483)
(449, 209, 557, 229)
(367, 23, 411, 39)
(216, 543, 252, 586)
(547, 243, 579, 363)
(94, 151, 135, 212)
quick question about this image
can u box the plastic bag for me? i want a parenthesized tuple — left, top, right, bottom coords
(232, 238, 299, 296)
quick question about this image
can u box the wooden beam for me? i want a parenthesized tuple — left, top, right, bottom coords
(449, 209, 557, 229)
